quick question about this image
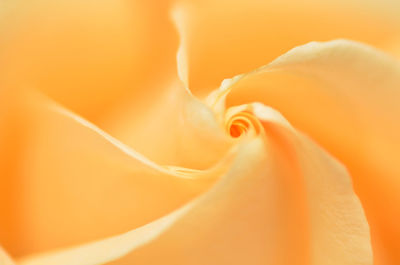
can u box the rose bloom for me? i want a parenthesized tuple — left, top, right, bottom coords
(0, 0, 400, 264)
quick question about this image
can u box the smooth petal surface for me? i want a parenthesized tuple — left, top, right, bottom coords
(0, 0, 176, 120)
(19, 138, 272, 265)
(384, 36, 400, 59)
(18, 104, 371, 265)
(0, 88, 232, 257)
(217, 40, 400, 265)
(17, 203, 193, 265)
(253, 103, 371, 265)
(173, 0, 400, 96)
(98, 78, 233, 168)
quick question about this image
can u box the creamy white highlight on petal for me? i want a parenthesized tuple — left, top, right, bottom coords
(17, 204, 191, 265)
(0, 247, 15, 265)
(171, 6, 189, 90)
(27, 90, 222, 179)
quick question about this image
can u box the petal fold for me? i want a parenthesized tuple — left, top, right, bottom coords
(19, 103, 372, 265)
(218, 39, 400, 264)
(0, 89, 232, 257)
(172, 0, 400, 95)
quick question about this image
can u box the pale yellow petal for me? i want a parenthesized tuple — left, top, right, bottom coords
(384, 36, 400, 59)
(18, 138, 267, 265)
(172, 0, 400, 95)
(253, 103, 372, 265)
(99, 9, 235, 167)
(172, 5, 189, 89)
(17, 204, 191, 265)
(19, 104, 371, 265)
(99, 78, 233, 169)
(220, 39, 400, 265)
(0, 88, 232, 257)
(0, 247, 15, 265)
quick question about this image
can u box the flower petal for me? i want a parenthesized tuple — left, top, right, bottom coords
(0, 247, 15, 265)
(0, 0, 176, 120)
(253, 103, 372, 265)
(172, 5, 190, 89)
(19, 104, 371, 265)
(384, 36, 400, 59)
(172, 0, 400, 95)
(97, 78, 233, 169)
(17, 204, 192, 265)
(0, 88, 232, 257)
(18, 138, 270, 265)
(220, 39, 400, 265)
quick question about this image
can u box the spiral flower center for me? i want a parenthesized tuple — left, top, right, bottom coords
(225, 107, 261, 138)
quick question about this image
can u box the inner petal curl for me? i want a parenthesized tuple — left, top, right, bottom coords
(225, 105, 261, 138)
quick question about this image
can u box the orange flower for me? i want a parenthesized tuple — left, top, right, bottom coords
(0, 0, 399, 264)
